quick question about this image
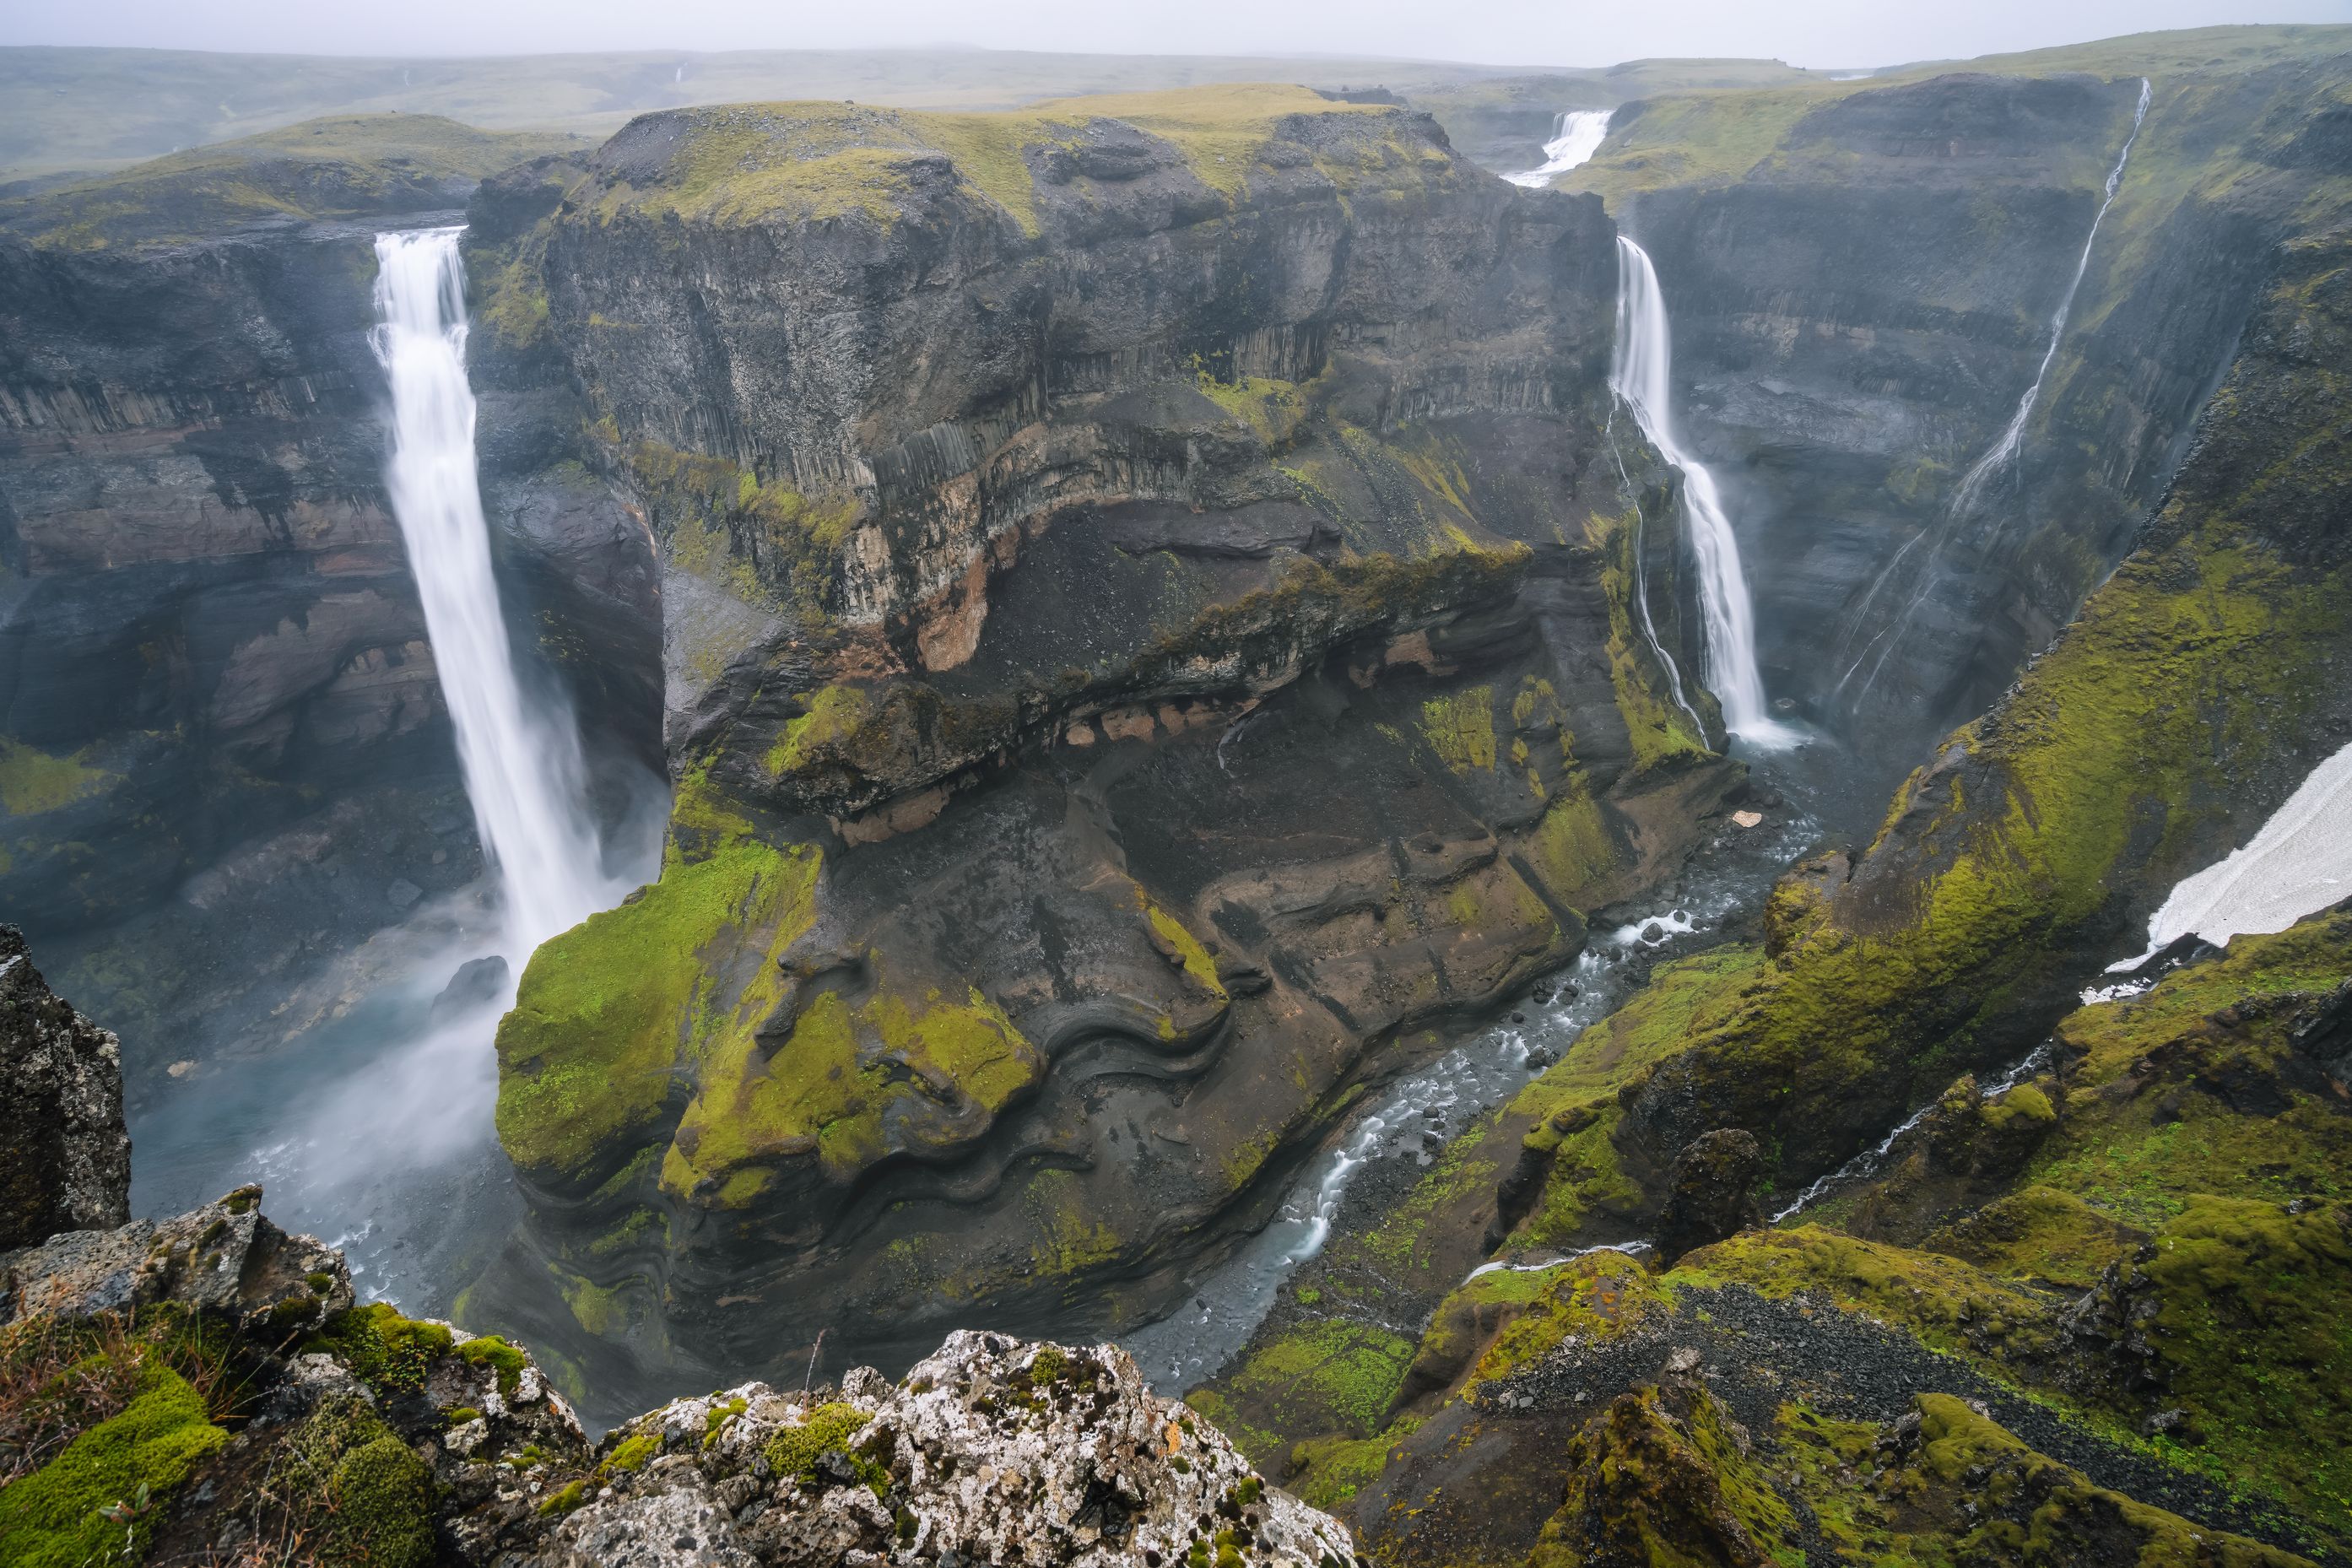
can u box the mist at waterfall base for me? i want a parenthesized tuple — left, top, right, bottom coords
(128, 228, 662, 1313)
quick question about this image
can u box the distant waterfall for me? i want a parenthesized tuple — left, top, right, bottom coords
(1610, 235, 1799, 749)
(1506, 110, 1613, 188)
(372, 228, 614, 957)
(1833, 78, 2154, 705)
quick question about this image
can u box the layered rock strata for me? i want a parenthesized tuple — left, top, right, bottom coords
(472, 86, 1738, 1399)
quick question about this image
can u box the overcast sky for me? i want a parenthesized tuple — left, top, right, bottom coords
(3, 0, 2347, 69)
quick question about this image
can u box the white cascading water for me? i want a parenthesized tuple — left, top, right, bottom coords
(2111, 739, 2352, 969)
(372, 227, 614, 958)
(1506, 109, 1614, 188)
(1832, 79, 2154, 700)
(1611, 235, 1800, 749)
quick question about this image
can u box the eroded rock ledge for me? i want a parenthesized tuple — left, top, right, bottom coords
(0, 1189, 1357, 1568)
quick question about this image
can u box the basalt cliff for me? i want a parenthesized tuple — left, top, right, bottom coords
(5, 25, 2352, 1568)
(468, 84, 1743, 1403)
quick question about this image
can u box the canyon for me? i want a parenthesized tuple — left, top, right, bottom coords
(2, 20, 2350, 1567)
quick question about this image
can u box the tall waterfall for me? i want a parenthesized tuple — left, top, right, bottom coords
(372, 227, 613, 958)
(1506, 110, 1614, 188)
(1610, 235, 1798, 749)
(1832, 78, 2154, 702)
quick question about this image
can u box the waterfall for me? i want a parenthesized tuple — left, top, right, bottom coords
(372, 227, 614, 958)
(2113, 739, 2352, 968)
(1945, 77, 2152, 522)
(1832, 79, 2154, 704)
(1610, 235, 1799, 749)
(1505, 110, 1613, 188)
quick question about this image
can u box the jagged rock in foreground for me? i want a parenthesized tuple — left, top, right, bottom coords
(549, 1333, 1357, 1568)
(0, 1188, 1356, 1568)
(0, 922, 129, 1250)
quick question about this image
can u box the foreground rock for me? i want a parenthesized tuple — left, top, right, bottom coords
(0, 923, 128, 1249)
(0, 1189, 1356, 1568)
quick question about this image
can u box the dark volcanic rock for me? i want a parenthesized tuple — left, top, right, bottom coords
(430, 954, 512, 1026)
(0, 922, 128, 1249)
(1653, 1127, 1765, 1264)
(1580, 62, 2352, 769)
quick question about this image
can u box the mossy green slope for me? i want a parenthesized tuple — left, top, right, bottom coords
(0, 113, 580, 250)
(495, 776, 823, 1187)
(576, 85, 1446, 236)
(0, 1365, 227, 1568)
(1575, 225, 2352, 1200)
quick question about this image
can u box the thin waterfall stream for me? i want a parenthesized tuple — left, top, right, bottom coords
(1832, 78, 2155, 706)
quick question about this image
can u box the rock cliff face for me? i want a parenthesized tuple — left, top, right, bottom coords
(0, 923, 127, 1251)
(469, 86, 1740, 1403)
(0, 1181, 1353, 1568)
(0, 116, 661, 1093)
(1562, 49, 2352, 763)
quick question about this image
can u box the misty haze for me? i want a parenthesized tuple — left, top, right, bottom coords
(3, 5, 2351, 1565)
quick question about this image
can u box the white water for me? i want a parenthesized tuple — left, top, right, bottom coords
(1771, 1045, 2049, 1224)
(1833, 79, 2153, 703)
(1944, 78, 2152, 523)
(1505, 109, 1613, 188)
(1611, 235, 1801, 749)
(1604, 409, 1710, 740)
(2109, 739, 2352, 970)
(373, 227, 618, 957)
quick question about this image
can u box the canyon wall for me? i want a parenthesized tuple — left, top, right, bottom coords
(0, 118, 662, 1094)
(1561, 47, 2352, 764)
(465, 87, 1743, 1409)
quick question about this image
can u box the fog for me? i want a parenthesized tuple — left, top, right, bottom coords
(6, 0, 2347, 71)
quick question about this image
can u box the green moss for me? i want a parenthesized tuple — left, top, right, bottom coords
(603, 1432, 660, 1473)
(0, 1365, 227, 1568)
(762, 1401, 879, 1488)
(1588, 506, 1715, 770)
(538, 1478, 588, 1516)
(1668, 1226, 2059, 1367)
(765, 685, 872, 778)
(495, 792, 822, 1183)
(1187, 1317, 1417, 1469)
(2128, 1197, 2352, 1538)
(1533, 1381, 1799, 1565)
(662, 979, 1041, 1203)
(2021, 927, 2352, 1230)
(1468, 1250, 1666, 1389)
(1907, 1393, 2311, 1568)
(456, 1334, 528, 1398)
(305, 1303, 453, 1396)
(1927, 1186, 2144, 1291)
(1419, 685, 1496, 773)
(6, 113, 581, 251)
(0, 738, 116, 816)
(1138, 888, 1225, 998)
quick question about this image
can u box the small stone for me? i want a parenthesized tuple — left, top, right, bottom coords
(387, 879, 423, 910)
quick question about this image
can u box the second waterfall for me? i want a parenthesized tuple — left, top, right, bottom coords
(1610, 235, 1798, 749)
(373, 227, 616, 958)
